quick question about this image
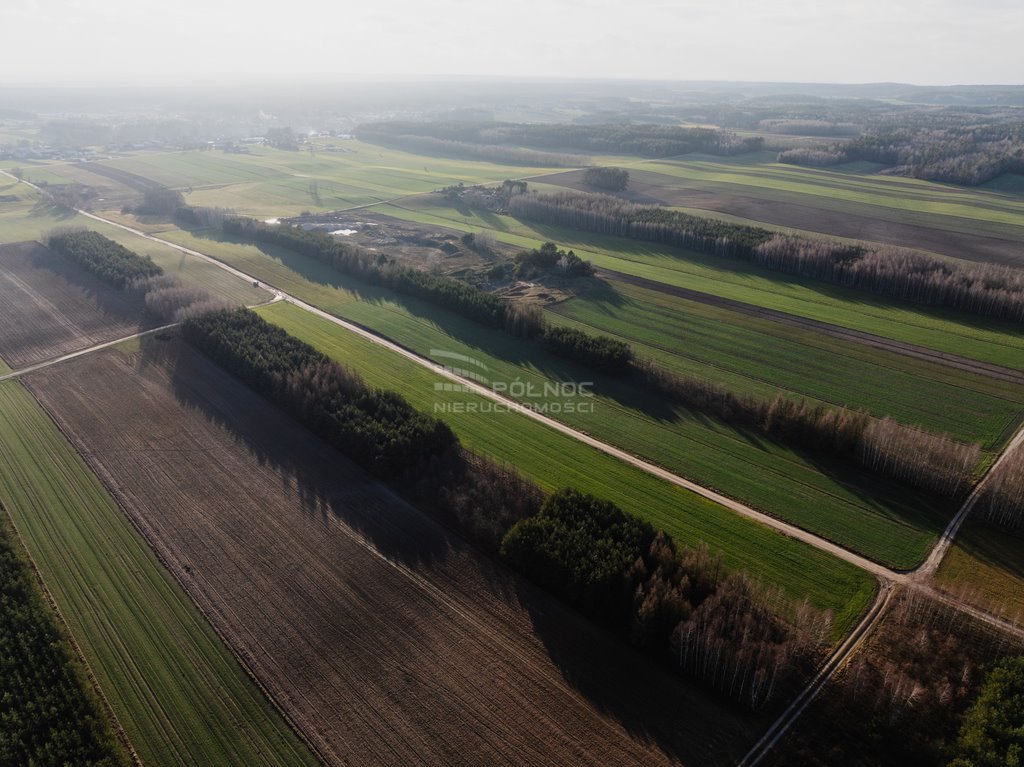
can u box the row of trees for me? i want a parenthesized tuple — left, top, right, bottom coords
(216, 216, 620, 367)
(500, 489, 826, 710)
(207, 213, 982, 497)
(46, 228, 163, 288)
(637, 362, 979, 496)
(130, 274, 229, 322)
(508, 189, 1024, 323)
(357, 121, 764, 158)
(0, 524, 127, 766)
(125, 187, 186, 216)
(979, 444, 1024, 528)
(182, 309, 459, 479)
(182, 310, 824, 712)
(753, 235, 1024, 324)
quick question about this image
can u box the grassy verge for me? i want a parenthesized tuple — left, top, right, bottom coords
(256, 300, 877, 636)
(0, 380, 318, 767)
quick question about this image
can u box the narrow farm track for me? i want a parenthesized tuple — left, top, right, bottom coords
(7, 170, 1024, 764)
(597, 267, 1024, 386)
(917, 421, 1024, 577)
(53, 206, 901, 580)
(737, 580, 895, 767)
(0, 325, 177, 383)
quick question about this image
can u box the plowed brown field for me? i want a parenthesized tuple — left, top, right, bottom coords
(0, 241, 151, 368)
(25, 338, 756, 767)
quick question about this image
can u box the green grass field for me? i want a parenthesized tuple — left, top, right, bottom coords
(256, 300, 877, 636)
(550, 279, 1024, 450)
(379, 198, 1024, 372)
(154, 226, 954, 568)
(638, 154, 1024, 235)
(0, 380, 318, 767)
(49, 143, 577, 217)
(0, 181, 265, 306)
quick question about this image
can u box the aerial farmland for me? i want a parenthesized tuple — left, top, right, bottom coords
(2, 37, 1024, 767)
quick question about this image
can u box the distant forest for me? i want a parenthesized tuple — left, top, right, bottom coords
(778, 113, 1024, 186)
(356, 121, 764, 160)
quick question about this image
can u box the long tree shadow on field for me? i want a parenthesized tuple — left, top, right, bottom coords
(184, 226, 953, 559)
(141, 332, 450, 568)
(141, 332, 760, 766)
(18, 240, 155, 330)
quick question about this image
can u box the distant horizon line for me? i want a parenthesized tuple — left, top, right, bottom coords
(1, 75, 1023, 89)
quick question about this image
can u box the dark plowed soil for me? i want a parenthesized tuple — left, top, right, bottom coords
(546, 169, 1024, 267)
(0, 241, 152, 369)
(26, 340, 756, 767)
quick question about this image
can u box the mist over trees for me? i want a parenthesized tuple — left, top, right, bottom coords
(358, 121, 764, 158)
(582, 166, 629, 191)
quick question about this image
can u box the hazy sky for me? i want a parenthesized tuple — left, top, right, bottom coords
(2, 0, 1022, 85)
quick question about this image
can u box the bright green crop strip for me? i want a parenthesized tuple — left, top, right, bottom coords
(378, 200, 1024, 371)
(257, 300, 877, 637)
(549, 280, 1024, 449)
(0, 380, 318, 767)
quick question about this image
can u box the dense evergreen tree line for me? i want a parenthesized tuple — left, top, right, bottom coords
(541, 326, 633, 374)
(46, 229, 163, 288)
(356, 121, 764, 158)
(509, 190, 1024, 323)
(182, 309, 458, 478)
(500, 489, 826, 710)
(950, 656, 1024, 767)
(0, 521, 127, 767)
(181, 310, 824, 712)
